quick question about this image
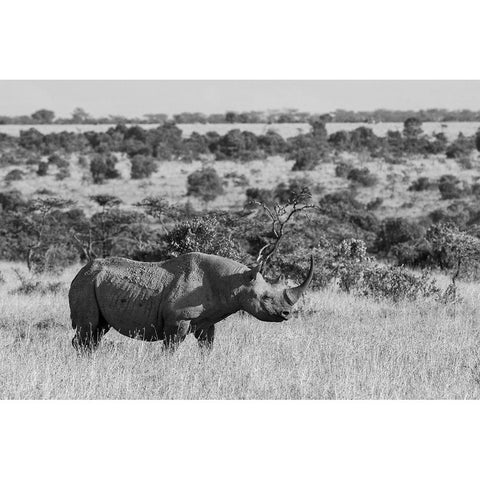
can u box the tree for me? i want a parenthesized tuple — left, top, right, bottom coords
(31, 109, 55, 124)
(24, 197, 75, 271)
(90, 154, 121, 184)
(130, 155, 158, 179)
(37, 162, 49, 176)
(251, 188, 315, 270)
(403, 117, 423, 139)
(187, 167, 224, 204)
(71, 107, 92, 124)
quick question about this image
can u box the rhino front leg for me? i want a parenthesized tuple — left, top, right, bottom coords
(194, 325, 215, 350)
(163, 320, 190, 352)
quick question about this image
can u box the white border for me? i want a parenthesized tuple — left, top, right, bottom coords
(2, 1, 480, 479)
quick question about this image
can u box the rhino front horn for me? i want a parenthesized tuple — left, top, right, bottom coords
(284, 255, 314, 305)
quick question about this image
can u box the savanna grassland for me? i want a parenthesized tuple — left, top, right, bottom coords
(2, 119, 480, 399)
(1, 262, 480, 399)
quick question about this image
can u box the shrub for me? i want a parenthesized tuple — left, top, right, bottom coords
(347, 167, 378, 187)
(224, 172, 249, 187)
(187, 166, 224, 204)
(130, 155, 158, 179)
(408, 176, 436, 191)
(367, 197, 383, 210)
(425, 223, 480, 275)
(0, 153, 23, 166)
(446, 134, 474, 159)
(335, 162, 352, 178)
(290, 148, 323, 171)
(245, 187, 275, 207)
(375, 217, 424, 254)
(4, 169, 24, 182)
(360, 264, 440, 302)
(164, 216, 241, 260)
(48, 153, 69, 169)
(0, 189, 26, 211)
(37, 162, 49, 176)
(55, 168, 70, 181)
(457, 156, 473, 169)
(257, 130, 288, 155)
(438, 174, 469, 200)
(329, 238, 440, 302)
(274, 177, 313, 204)
(90, 153, 120, 184)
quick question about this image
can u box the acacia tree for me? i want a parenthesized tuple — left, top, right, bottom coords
(31, 109, 55, 124)
(24, 197, 75, 271)
(251, 187, 315, 271)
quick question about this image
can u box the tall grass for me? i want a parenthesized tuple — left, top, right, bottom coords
(0, 262, 479, 399)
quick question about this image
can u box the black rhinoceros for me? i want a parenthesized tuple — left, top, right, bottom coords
(69, 252, 314, 350)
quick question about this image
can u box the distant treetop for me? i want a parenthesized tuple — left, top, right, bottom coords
(2, 108, 480, 126)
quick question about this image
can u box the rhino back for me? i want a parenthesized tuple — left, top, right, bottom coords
(92, 257, 173, 334)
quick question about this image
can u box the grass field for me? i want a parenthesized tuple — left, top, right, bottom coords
(5, 151, 480, 218)
(1, 261, 479, 399)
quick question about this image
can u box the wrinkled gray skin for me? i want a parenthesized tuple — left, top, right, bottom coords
(69, 252, 314, 351)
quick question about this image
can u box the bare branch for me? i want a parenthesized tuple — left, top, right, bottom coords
(252, 188, 315, 270)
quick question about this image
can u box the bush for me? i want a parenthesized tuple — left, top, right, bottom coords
(4, 169, 24, 182)
(187, 166, 224, 203)
(90, 153, 120, 184)
(55, 168, 70, 181)
(438, 175, 469, 200)
(446, 134, 474, 159)
(347, 167, 378, 187)
(328, 238, 440, 301)
(457, 156, 473, 169)
(274, 177, 313, 203)
(366, 197, 383, 210)
(290, 148, 323, 171)
(245, 187, 275, 207)
(37, 162, 49, 176)
(164, 216, 241, 260)
(48, 153, 69, 169)
(0, 153, 23, 166)
(425, 223, 480, 277)
(360, 264, 440, 302)
(408, 176, 436, 192)
(0, 189, 26, 211)
(335, 162, 352, 178)
(224, 172, 249, 187)
(375, 217, 424, 254)
(130, 155, 158, 179)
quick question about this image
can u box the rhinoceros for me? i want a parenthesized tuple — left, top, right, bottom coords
(69, 252, 314, 351)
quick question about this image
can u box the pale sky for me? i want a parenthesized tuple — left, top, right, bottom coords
(1, 80, 480, 118)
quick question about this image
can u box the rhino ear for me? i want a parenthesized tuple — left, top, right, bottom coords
(248, 263, 262, 283)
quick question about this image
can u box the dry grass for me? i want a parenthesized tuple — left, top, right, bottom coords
(1, 261, 480, 399)
(4, 150, 480, 219)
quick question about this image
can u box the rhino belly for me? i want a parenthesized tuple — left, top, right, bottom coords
(95, 281, 163, 340)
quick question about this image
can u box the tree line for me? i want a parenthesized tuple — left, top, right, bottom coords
(4, 108, 480, 125)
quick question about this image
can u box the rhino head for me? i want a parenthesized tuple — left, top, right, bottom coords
(239, 256, 314, 322)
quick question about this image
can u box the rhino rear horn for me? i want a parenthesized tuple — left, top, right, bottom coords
(284, 256, 314, 305)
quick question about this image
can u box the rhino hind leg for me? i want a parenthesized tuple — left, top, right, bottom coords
(194, 325, 215, 350)
(70, 274, 110, 352)
(72, 315, 110, 352)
